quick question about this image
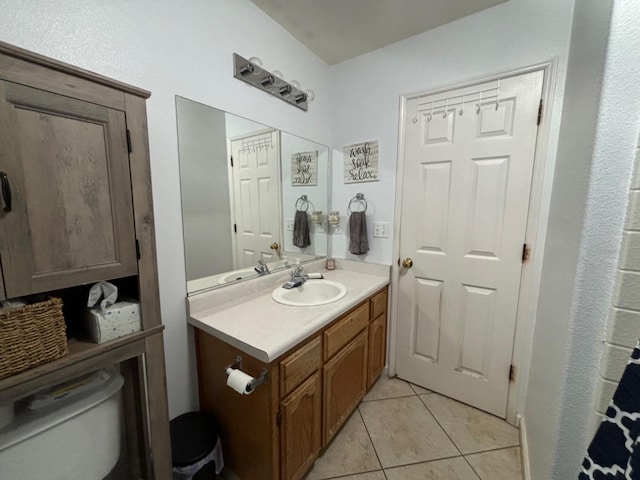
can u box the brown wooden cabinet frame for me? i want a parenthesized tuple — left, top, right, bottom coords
(0, 41, 171, 479)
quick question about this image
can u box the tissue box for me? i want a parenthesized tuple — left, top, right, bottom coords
(84, 299, 141, 344)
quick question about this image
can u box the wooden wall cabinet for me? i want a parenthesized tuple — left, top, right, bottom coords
(0, 42, 171, 479)
(195, 285, 388, 480)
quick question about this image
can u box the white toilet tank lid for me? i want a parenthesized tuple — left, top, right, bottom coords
(0, 369, 124, 451)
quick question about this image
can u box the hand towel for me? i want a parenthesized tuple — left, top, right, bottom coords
(349, 211, 369, 255)
(293, 210, 310, 248)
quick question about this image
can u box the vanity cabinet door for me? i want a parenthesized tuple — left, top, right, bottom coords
(280, 371, 322, 480)
(0, 81, 138, 298)
(367, 312, 387, 389)
(323, 330, 368, 446)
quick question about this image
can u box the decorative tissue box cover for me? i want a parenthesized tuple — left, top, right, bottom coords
(85, 300, 141, 344)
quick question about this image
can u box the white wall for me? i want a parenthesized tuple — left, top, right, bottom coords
(0, 0, 332, 417)
(329, 0, 575, 265)
(177, 97, 233, 281)
(546, 1, 640, 477)
(525, 1, 616, 477)
(225, 113, 269, 139)
(594, 128, 640, 416)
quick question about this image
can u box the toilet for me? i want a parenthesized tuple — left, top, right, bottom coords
(0, 369, 124, 480)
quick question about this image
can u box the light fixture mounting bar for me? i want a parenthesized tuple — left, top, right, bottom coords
(233, 53, 308, 112)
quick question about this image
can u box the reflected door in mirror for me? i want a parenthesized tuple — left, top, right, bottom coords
(230, 130, 282, 268)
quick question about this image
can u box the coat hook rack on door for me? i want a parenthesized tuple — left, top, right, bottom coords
(415, 82, 502, 120)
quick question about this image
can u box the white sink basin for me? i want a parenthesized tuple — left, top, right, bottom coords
(217, 268, 257, 284)
(272, 279, 347, 307)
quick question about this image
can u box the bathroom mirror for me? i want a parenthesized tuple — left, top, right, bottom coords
(176, 96, 330, 294)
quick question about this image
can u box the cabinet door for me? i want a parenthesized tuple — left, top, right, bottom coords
(323, 330, 368, 446)
(368, 313, 387, 389)
(280, 371, 322, 480)
(0, 81, 137, 298)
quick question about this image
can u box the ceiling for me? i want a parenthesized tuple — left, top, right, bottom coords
(251, 0, 509, 65)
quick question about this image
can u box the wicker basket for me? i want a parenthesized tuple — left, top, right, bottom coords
(0, 297, 69, 381)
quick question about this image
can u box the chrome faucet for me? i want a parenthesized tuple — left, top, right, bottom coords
(254, 259, 270, 276)
(282, 262, 308, 289)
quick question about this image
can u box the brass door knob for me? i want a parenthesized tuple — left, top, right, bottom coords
(270, 242, 279, 250)
(402, 257, 414, 269)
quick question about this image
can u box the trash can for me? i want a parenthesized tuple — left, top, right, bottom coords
(170, 412, 224, 480)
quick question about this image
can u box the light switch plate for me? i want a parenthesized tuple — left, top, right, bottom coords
(286, 218, 294, 231)
(373, 222, 389, 238)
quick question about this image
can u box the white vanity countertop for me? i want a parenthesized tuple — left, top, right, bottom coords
(187, 264, 389, 363)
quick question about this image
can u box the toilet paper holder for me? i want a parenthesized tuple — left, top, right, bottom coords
(225, 355, 268, 392)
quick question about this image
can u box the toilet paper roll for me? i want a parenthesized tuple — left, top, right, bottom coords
(226, 368, 255, 395)
(0, 403, 15, 429)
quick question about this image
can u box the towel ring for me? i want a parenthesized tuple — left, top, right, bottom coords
(348, 193, 367, 214)
(296, 195, 314, 212)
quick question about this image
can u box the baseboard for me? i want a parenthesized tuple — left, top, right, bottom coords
(519, 414, 532, 480)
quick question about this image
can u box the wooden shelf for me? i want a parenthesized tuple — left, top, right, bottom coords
(0, 325, 163, 404)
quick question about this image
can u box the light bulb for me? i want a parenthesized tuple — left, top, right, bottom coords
(290, 80, 300, 89)
(248, 56, 263, 68)
(271, 70, 284, 86)
(305, 89, 315, 102)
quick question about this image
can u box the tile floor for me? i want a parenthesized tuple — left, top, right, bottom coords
(303, 375, 522, 480)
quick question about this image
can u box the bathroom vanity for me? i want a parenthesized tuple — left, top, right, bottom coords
(188, 263, 389, 480)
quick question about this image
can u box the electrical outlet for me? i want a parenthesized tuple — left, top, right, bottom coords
(373, 222, 389, 238)
(286, 218, 294, 231)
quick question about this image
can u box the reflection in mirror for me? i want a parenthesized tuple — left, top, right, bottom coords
(176, 96, 330, 294)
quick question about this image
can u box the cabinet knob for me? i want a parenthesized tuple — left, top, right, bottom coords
(401, 258, 413, 269)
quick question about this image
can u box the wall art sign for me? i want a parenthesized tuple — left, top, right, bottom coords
(291, 150, 318, 186)
(344, 140, 379, 183)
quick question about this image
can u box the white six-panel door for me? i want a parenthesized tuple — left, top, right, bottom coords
(230, 130, 281, 269)
(395, 71, 544, 417)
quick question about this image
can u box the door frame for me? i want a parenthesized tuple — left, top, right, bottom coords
(389, 60, 559, 424)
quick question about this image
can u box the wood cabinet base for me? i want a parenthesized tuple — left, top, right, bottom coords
(195, 286, 388, 480)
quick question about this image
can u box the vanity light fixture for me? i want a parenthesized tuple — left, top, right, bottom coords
(233, 53, 311, 111)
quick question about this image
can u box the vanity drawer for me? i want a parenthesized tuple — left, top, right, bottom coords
(324, 302, 369, 360)
(370, 288, 388, 321)
(280, 336, 322, 397)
